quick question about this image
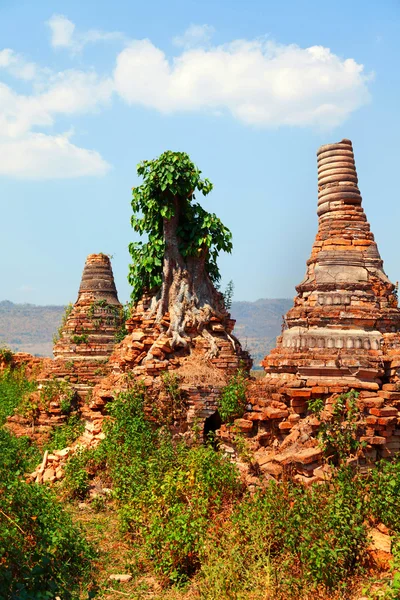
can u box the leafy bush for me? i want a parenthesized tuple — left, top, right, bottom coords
(40, 378, 76, 412)
(0, 429, 93, 599)
(0, 346, 13, 363)
(101, 386, 242, 584)
(309, 390, 362, 463)
(0, 367, 37, 425)
(63, 447, 91, 499)
(219, 369, 248, 423)
(366, 460, 400, 530)
(200, 468, 367, 598)
(47, 413, 84, 453)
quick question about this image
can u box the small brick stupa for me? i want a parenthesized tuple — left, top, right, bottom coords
(43, 253, 124, 397)
(263, 139, 400, 389)
(53, 253, 122, 362)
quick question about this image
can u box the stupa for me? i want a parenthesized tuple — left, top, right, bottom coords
(263, 139, 400, 389)
(53, 253, 123, 362)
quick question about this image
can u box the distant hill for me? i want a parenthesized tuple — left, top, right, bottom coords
(230, 298, 293, 367)
(0, 300, 65, 358)
(0, 298, 292, 366)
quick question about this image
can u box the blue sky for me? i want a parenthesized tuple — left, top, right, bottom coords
(0, 0, 399, 305)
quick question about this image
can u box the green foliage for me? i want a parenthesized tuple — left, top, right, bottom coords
(0, 367, 37, 425)
(309, 391, 362, 464)
(200, 468, 367, 597)
(222, 279, 234, 310)
(0, 428, 93, 598)
(219, 369, 248, 423)
(71, 333, 89, 345)
(366, 460, 400, 531)
(53, 302, 73, 344)
(161, 371, 185, 424)
(0, 345, 13, 363)
(101, 386, 242, 584)
(47, 413, 84, 453)
(128, 151, 232, 302)
(114, 302, 131, 343)
(63, 447, 91, 500)
(41, 378, 76, 413)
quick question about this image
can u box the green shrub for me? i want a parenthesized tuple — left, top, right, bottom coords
(200, 468, 367, 598)
(101, 386, 242, 584)
(0, 429, 93, 599)
(71, 334, 89, 345)
(0, 367, 37, 425)
(219, 369, 248, 423)
(366, 460, 400, 530)
(309, 390, 362, 464)
(47, 413, 84, 453)
(0, 346, 13, 363)
(63, 447, 91, 499)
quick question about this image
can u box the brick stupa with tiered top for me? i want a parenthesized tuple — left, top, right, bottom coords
(42, 253, 124, 400)
(263, 139, 400, 389)
(53, 253, 123, 363)
(217, 140, 400, 485)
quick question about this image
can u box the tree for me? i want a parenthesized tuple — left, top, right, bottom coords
(128, 151, 233, 352)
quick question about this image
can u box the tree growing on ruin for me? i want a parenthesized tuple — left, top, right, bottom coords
(128, 151, 233, 351)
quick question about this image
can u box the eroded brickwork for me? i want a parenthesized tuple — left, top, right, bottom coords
(219, 140, 400, 485)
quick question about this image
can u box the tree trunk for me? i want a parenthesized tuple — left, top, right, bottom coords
(150, 196, 227, 355)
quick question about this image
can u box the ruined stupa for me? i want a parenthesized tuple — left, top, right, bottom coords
(263, 139, 400, 389)
(215, 140, 400, 483)
(53, 253, 123, 362)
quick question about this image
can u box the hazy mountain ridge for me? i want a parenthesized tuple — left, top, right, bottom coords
(0, 298, 292, 365)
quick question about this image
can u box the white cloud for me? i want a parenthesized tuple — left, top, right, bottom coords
(173, 24, 215, 49)
(0, 15, 374, 179)
(0, 57, 113, 178)
(47, 14, 124, 53)
(0, 132, 110, 179)
(0, 49, 37, 80)
(114, 39, 371, 129)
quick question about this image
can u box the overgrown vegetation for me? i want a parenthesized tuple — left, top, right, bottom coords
(0, 368, 93, 599)
(94, 386, 243, 585)
(52, 302, 73, 344)
(47, 413, 84, 453)
(60, 382, 400, 597)
(219, 368, 248, 422)
(0, 366, 36, 425)
(0, 345, 13, 363)
(128, 151, 232, 303)
(3, 366, 400, 597)
(309, 390, 363, 464)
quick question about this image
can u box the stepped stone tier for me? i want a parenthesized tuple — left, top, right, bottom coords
(263, 139, 400, 388)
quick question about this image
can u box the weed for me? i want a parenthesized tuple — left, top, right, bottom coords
(101, 387, 242, 584)
(53, 303, 73, 344)
(0, 367, 36, 425)
(219, 369, 248, 423)
(309, 390, 362, 464)
(0, 346, 13, 363)
(47, 413, 84, 453)
(64, 447, 91, 499)
(72, 333, 89, 345)
(0, 427, 93, 598)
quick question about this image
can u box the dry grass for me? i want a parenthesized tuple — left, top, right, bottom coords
(175, 350, 227, 387)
